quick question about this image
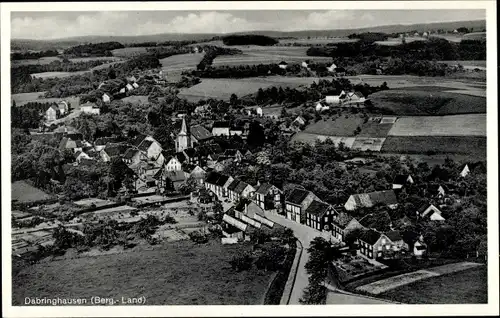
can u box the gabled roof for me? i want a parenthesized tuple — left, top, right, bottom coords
(359, 229, 382, 245)
(279, 61, 288, 65)
(103, 143, 129, 157)
(224, 149, 239, 157)
(286, 188, 311, 205)
(190, 125, 212, 141)
(349, 190, 398, 208)
(123, 148, 140, 160)
(138, 140, 153, 152)
(227, 179, 241, 191)
(205, 171, 221, 184)
(176, 152, 187, 163)
(393, 174, 411, 184)
(215, 174, 230, 187)
(333, 212, 355, 229)
(95, 137, 117, 146)
(131, 134, 147, 147)
(165, 170, 185, 182)
(183, 148, 197, 158)
(234, 181, 251, 194)
(384, 230, 403, 242)
(255, 183, 278, 195)
(305, 200, 330, 217)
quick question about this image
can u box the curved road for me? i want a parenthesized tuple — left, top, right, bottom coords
(262, 211, 390, 305)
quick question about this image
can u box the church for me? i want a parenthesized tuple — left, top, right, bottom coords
(175, 117, 213, 153)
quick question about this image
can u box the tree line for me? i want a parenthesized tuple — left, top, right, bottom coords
(11, 49, 59, 60)
(196, 46, 242, 70)
(63, 41, 124, 57)
(222, 34, 278, 46)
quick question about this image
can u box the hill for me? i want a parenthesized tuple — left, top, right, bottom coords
(11, 19, 485, 51)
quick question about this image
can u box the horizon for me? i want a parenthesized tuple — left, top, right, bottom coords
(11, 10, 486, 41)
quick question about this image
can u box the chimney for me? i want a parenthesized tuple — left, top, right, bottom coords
(245, 203, 248, 215)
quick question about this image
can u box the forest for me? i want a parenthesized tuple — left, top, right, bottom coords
(196, 46, 242, 70)
(63, 41, 125, 57)
(11, 49, 59, 60)
(222, 34, 279, 46)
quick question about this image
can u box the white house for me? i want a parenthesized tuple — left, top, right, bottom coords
(165, 156, 183, 172)
(278, 61, 288, 70)
(344, 190, 398, 211)
(212, 121, 231, 136)
(126, 83, 134, 91)
(119, 87, 126, 94)
(392, 174, 415, 190)
(102, 93, 111, 103)
(137, 137, 163, 160)
(57, 101, 69, 115)
(132, 82, 139, 89)
(315, 102, 329, 112)
(301, 61, 309, 69)
(80, 103, 101, 115)
(460, 164, 470, 178)
(418, 204, 445, 221)
(327, 63, 338, 73)
(45, 105, 59, 122)
(325, 91, 346, 105)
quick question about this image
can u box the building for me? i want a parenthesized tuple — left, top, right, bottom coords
(80, 102, 101, 115)
(358, 229, 407, 259)
(301, 61, 309, 69)
(204, 171, 233, 198)
(392, 174, 414, 190)
(413, 240, 427, 258)
(304, 200, 335, 231)
(418, 204, 445, 221)
(45, 105, 59, 122)
(327, 63, 338, 73)
(253, 183, 283, 212)
(344, 190, 398, 211)
(165, 156, 183, 172)
(278, 61, 288, 70)
(325, 91, 346, 105)
(460, 164, 471, 178)
(183, 165, 206, 185)
(102, 93, 111, 103)
(58, 101, 69, 115)
(212, 121, 231, 136)
(175, 117, 191, 153)
(285, 188, 318, 223)
(59, 137, 83, 153)
(292, 115, 306, 128)
(100, 143, 129, 162)
(331, 213, 365, 242)
(123, 148, 148, 165)
(343, 91, 367, 107)
(132, 135, 163, 160)
(74, 151, 91, 163)
(94, 137, 117, 152)
(190, 124, 213, 147)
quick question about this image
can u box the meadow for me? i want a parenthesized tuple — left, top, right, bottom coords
(160, 52, 205, 74)
(12, 240, 274, 305)
(278, 38, 358, 45)
(11, 181, 53, 204)
(370, 88, 486, 115)
(11, 92, 81, 109)
(388, 114, 486, 136)
(379, 266, 487, 304)
(178, 76, 321, 101)
(304, 115, 366, 137)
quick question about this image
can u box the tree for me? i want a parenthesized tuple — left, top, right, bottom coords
(229, 93, 239, 107)
(247, 121, 265, 149)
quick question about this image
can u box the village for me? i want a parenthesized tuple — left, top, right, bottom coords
(9, 11, 488, 307)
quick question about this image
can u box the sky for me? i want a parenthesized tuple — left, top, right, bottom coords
(11, 10, 486, 40)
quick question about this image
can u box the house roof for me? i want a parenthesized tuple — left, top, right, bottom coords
(104, 144, 129, 157)
(165, 170, 185, 182)
(354, 91, 365, 98)
(360, 229, 382, 245)
(95, 137, 117, 146)
(205, 171, 221, 184)
(393, 174, 411, 184)
(279, 61, 288, 65)
(334, 213, 355, 228)
(176, 152, 187, 163)
(227, 179, 241, 191)
(183, 148, 197, 158)
(224, 149, 239, 157)
(138, 140, 153, 152)
(255, 183, 277, 195)
(213, 121, 230, 128)
(190, 125, 212, 141)
(384, 231, 403, 242)
(234, 181, 251, 194)
(215, 174, 230, 186)
(305, 200, 330, 217)
(349, 190, 398, 208)
(123, 148, 140, 160)
(286, 188, 311, 205)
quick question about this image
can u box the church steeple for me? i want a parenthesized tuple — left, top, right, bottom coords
(175, 116, 190, 153)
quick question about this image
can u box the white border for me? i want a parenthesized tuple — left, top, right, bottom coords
(1, 1, 498, 317)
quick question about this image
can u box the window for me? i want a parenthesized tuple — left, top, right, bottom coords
(386, 244, 390, 249)
(381, 238, 386, 244)
(378, 246, 382, 251)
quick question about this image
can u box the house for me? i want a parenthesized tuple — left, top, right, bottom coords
(423, 32, 429, 37)
(183, 165, 206, 185)
(227, 180, 243, 202)
(126, 83, 134, 91)
(343, 91, 366, 107)
(133, 135, 163, 160)
(204, 171, 233, 198)
(331, 213, 365, 242)
(429, 184, 447, 198)
(413, 240, 427, 258)
(163, 170, 186, 190)
(223, 149, 244, 162)
(59, 137, 83, 153)
(335, 67, 347, 76)
(230, 125, 244, 136)
(57, 101, 69, 115)
(123, 148, 148, 165)
(190, 124, 213, 147)
(292, 115, 306, 128)
(119, 87, 126, 94)
(392, 174, 414, 190)
(325, 91, 346, 105)
(100, 143, 129, 162)
(165, 156, 183, 172)
(80, 102, 100, 115)
(344, 190, 398, 211)
(194, 104, 211, 115)
(74, 151, 91, 163)
(327, 63, 337, 73)
(301, 61, 309, 69)
(102, 93, 111, 103)
(212, 121, 231, 136)
(460, 164, 470, 177)
(418, 203, 445, 221)
(222, 214, 248, 241)
(304, 200, 335, 231)
(285, 188, 318, 223)
(132, 83, 139, 89)
(253, 183, 283, 212)
(45, 105, 59, 122)
(278, 61, 288, 70)
(232, 181, 255, 202)
(357, 229, 407, 259)
(94, 137, 117, 152)
(183, 148, 200, 165)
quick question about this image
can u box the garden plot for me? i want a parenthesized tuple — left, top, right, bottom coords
(73, 198, 116, 208)
(11, 180, 53, 204)
(291, 132, 356, 147)
(160, 52, 205, 73)
(388, 114, 486, 137)
(351, 138, 386, 152)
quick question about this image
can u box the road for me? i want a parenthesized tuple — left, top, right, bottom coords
(261, 211, 391, 305)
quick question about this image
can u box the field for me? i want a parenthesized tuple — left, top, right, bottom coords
(278, 38, 358, 45)
(12, 56, 121, 67)
(370, 88, 486, 115)
(378, 266, 487, 304)
(304, 115, 365, 136)
(381, 136, 487, 158)
(160, 52, 205, 74)
(12, 92, 81, 109)
(178, 76, 323, 102)
(122, 95, 149, 105)
(212, 46, 332, 67)
(11, 180, 53, 204)
(30, 71, 89, 79)
(111, 47, 154, 57)
(12, 240, 274, 305)
(388, 114, 486, 136)
(345, 75, 486, 90)
(375, 36, 428, 46)
(291, 133, 357, 148)
(438, 60, 487, 71)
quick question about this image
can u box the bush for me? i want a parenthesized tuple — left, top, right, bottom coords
(189, 230, 209, 244)
(229, 252, 253, 272)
